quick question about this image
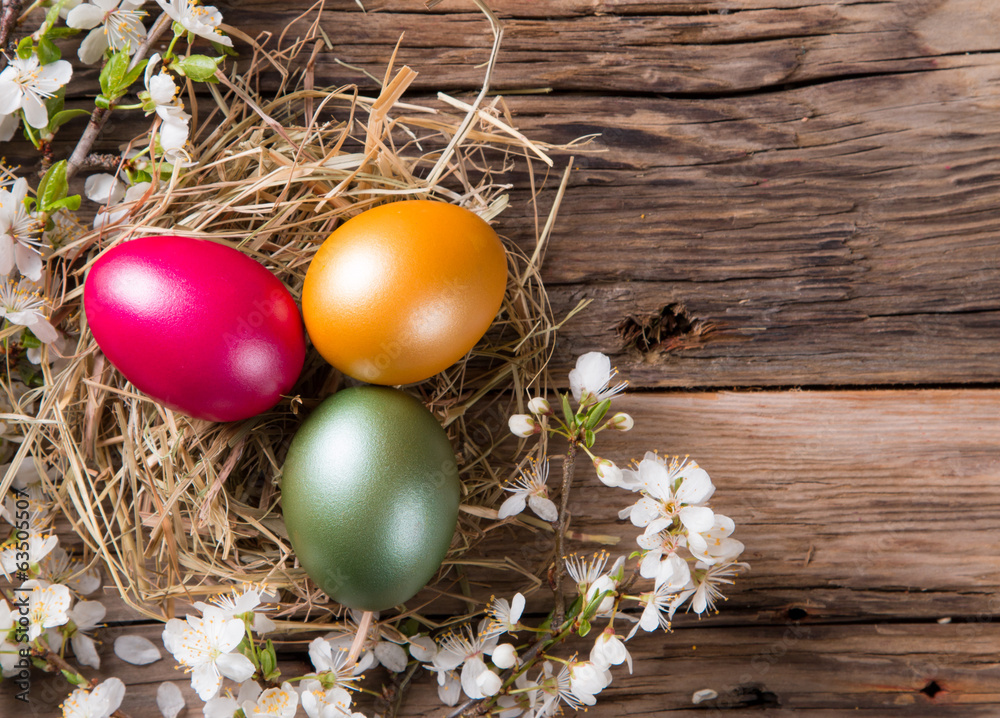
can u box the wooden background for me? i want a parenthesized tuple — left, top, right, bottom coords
(4, 0, 1000, 715)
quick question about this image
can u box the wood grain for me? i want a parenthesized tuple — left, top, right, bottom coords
(3, 619, 999, 716)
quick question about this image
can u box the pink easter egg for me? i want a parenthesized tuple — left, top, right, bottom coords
(84, 235, 306, 422)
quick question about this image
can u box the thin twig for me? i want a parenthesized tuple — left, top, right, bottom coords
(552, 441, 577, 628)
(0, 0, 23, 57)
(66, 12, 172, 179)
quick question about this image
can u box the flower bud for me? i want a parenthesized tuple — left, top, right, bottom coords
(492, 642, 517, 669)
(527, 396, 551, 416)
(477, 668, 502, 696)
(594, 458, 623, 488)
(608, 412, 634, 432)
(508, 414, 539, 438)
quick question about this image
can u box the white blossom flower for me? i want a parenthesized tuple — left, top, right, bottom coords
(321, 613, 408, 674)
(92, 180, 151, 229)
(497, 459, 557, 522)
(590, 627, 632, 673)
(240, 681, 298, 718)
(156, 681, 185, 718)
(685, 513, 745, 566)
(491, 642, 517, 669)
(618, 453, 715, 528)
(564, 551, 611, 597)
(23, 579, 71, 640)
(686, 560, 748, 615)
(0, 54, 73, 129)
(0, 177, 45, 280)
(628, 581, 687, 638)
(484, 592, 524, 637)
(61, 677, 125, 718)
(507, 414, 538, 438)
(48, 600, 106, 669)
(307, 636, 363, 687)
(593, 457, 623, 488)
(636, 527, 691, 589)
(142, 56, 192, 160)
(161, 605, 256, 700)
(435, 623, 499, 700)
(203, 680, 261, 718)
(66, 0, 148, 64)
(154, 0, 233, 46)
(300, 679, 365, 718)
(195, 585, 276, 635)
(531, 661, 583, 715)
(38, 546, 102, 595)
(567, 660, 611, 706)
(1, 530, 58, 577)
(0, 279, 58, 343)
(568, 352, 626, 407)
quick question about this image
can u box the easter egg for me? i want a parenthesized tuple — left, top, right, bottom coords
(280, 386, 460, 612)
(84, 235, 306, 422)
(302, 200, 507, 385)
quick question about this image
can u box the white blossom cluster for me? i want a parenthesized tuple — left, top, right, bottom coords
(0, 0, 237, 367)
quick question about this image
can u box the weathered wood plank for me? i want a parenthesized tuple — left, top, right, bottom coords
(211, 0, 1000, 94)
(3, 621, 999, 716)
(18, 390, 1000, 629)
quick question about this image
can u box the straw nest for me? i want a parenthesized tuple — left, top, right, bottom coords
(4, 7, 590, 628)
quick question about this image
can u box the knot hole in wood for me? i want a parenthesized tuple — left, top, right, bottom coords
(615, 303, 715, 355)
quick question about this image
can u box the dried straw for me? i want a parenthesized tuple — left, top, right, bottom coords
(2, 6, 591, 627)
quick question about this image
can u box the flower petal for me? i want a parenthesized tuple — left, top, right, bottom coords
(20, 92, 48, 129)
(156, 681, 185, 718)
(497, 493, 526, 519)
(71, 633, 101, 669)
(527, 495, 558, 522)
(190, 661, 222, 701)
(216, 651, 256, 683)
(66, 4, 105, 29)
(0, 236, 14, 275)
(14, 243, 42, 281)
(374, 640, 407, 673)
(114, 635, 163, 665)
(78, 28, 110, 64)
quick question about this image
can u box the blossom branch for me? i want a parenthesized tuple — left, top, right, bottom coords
(552, 441, 577, 629)
(31, 646, 134, 718)
(0, 0, 23, 57)
(65, 11, 172, 180)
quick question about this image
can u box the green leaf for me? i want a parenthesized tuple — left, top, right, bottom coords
(584, 429, 596, 448)
(47, 109, 90, 134)
(561, 393, 574, 431)
(121, 58, 148, 90)
(259, 640, 276, 678)
(99, 48, 131, 101)
(44, 87, 65, 125)
(131, 169, 153, 184)
(577, 617, 592, 637)
(37, 161, 69, 213)
(94, 96, 111, 110)
(36, 37, 61, 65)
(47, 27, 81, 39)
(173, 54, 223, 82)
(16, 37, 34, 60)
(585, 399, 612, 430)
(21, 329, 41, 349)
(61, 669, 86, 685)
(212, 41, 239, 58)
(46, 195, 81, 212)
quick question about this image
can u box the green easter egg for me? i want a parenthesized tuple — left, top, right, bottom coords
(280, 386, 460, 612)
